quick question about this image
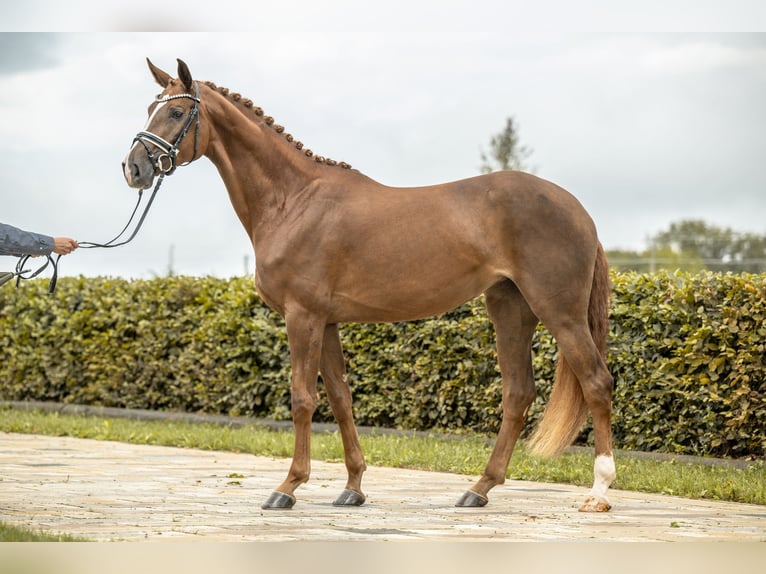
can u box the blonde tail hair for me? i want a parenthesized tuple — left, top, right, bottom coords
(527, 242, 610, 456)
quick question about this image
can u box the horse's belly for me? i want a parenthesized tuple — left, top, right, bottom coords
(328, 266, 501, 323)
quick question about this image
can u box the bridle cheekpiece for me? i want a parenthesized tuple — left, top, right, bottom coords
(132, 81, 201, 176)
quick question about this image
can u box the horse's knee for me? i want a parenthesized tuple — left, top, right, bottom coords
(291, 393, 317, 420)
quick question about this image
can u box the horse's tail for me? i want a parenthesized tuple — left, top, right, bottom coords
(527, 241, 610, 457)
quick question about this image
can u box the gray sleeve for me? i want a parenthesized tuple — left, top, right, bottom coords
(0, 223, 54, 257)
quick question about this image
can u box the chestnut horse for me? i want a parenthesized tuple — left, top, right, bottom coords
(122, 59, 616, 512)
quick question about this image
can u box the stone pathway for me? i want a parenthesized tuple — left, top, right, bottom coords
(1, 432, 764, 541)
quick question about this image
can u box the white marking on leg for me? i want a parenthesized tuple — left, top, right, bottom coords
(588, 454, 616, 502)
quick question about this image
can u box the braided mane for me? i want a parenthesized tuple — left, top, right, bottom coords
(203, 81, 352, 170)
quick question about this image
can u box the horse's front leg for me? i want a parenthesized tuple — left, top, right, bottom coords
(320, 323, 367, 506)
(261, 309, 325, 510)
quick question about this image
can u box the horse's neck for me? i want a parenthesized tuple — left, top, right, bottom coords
(202, 96, 318, 244)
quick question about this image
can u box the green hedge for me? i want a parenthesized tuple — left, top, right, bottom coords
(0, 272, 763, 459)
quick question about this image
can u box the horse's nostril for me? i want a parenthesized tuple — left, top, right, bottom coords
(122, 159, 144, 185)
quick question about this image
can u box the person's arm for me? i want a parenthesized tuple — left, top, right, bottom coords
(0, 222, 56, 257)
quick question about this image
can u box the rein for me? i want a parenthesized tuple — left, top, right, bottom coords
(10, 83, 201, 294)
(12, 172, 165, 294)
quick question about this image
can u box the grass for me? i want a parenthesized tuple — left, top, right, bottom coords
(0, 522, 85, 542)
(1, 406, 764, 540)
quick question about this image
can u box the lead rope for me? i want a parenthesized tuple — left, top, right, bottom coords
(9, 82, 200, 294)
(11, 173, 166, 294)
(79, 173, 165, 250)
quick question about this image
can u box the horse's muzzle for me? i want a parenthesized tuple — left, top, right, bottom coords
(122, 151, 155, 190)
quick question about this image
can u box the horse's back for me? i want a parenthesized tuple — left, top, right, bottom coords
(384, 170, 599, 265)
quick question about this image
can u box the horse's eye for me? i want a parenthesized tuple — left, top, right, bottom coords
(171, 108, 184, 119)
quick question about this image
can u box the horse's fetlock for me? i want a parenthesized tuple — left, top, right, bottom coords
(293, 470, 310, 485)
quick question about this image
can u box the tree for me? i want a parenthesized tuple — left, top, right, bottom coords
(732, 232, 766, 272)
(652, 220, 766, 272)
(607, 246, 704, 273)
(652, 220, 734, 262)
(607, 219, 766, 273)
(480, 116, 534, 174)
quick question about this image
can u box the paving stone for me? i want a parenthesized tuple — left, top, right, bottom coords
(1, 433, 764, 541)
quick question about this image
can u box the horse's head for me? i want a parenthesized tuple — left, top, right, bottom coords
(122, 58, 205, 190)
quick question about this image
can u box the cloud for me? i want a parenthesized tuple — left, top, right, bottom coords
(1, 31, 765, 279)
(0, 34, 61, 76)
(641, 35, 766, 75)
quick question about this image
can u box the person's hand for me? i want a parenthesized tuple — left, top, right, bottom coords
(52, 237, 79, 255)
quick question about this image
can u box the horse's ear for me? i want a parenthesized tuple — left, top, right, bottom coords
(146, 58, 172, 88)
(177, 59, 193, 92)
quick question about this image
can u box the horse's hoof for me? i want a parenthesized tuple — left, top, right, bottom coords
(455, 490, 488, 507)
(261, 490, 296, 510)
(579, 495, 611, 512)
(333, 489, 366, 506)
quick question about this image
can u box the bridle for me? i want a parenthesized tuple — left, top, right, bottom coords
(132, 81, 201, 176)
(8, 82, 202, 294)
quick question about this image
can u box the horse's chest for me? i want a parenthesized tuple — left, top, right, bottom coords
(255, 255, 334, 319)
(254, 269, 285, 316)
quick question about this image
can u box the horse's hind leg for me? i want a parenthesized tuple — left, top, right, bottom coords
(550, 326, 616, 512)
(525, 275, 615, 510)
(457, 280, 538, 507)
(320, 324, 367, 506)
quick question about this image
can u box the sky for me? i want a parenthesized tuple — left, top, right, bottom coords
(1, 2, 765, 279)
